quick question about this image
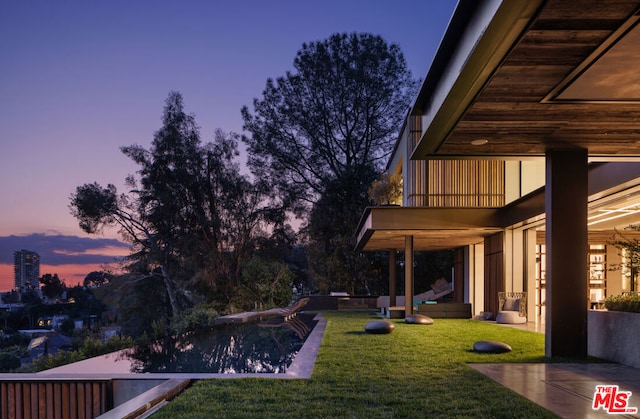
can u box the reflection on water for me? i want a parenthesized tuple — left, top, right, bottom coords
(119, 313, 317, 373)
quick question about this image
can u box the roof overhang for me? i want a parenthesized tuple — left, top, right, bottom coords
(355, 206, 502, 252)
(411, 0, 640, 160)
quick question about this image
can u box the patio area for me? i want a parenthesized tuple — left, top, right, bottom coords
(468, 319, 640, 417)
(472, 363, 640, 418)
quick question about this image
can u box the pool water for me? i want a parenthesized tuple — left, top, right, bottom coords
(119, 313, 318, 374)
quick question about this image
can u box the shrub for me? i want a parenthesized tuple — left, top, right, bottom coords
(233, 257, 294, 311)
(21, 350, 83, 372)
(604, 293, 640, 313)
(18, 335, 134, 372)
(175, 307, 218, 334)
(80, 335, 132, 358)
(151, 319, 166, 340)
(59, 318, 76, 336)
(0, 333, 30, 350)
(0, 352, 21, 372)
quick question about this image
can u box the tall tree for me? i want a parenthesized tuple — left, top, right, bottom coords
(71, 92, 285, 322)
(242, 32, 417, 210)
(242, 33, 417, 292)
(124, 123, 283, 302)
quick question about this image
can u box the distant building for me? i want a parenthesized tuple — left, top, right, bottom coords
(14, 249, 40, 291)
(37, 315, 69, 329)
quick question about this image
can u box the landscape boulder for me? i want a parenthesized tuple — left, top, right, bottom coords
(405, 314, 434, 325)
(365, 320, 395, 334)
(473, 340, 512, 353)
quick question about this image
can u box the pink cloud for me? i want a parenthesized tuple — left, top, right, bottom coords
(53, 245, 130, 258)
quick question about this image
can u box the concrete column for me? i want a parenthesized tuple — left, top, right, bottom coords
(545, 148, 588, 358)
(389, 250, 396, 307)
(405, 236, 414, 317)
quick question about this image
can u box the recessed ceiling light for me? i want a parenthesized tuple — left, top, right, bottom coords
(471, 139, 489, 146)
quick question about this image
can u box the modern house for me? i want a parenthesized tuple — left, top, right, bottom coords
(355, 0, 640, 358)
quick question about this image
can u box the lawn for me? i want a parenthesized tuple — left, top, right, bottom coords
(152, 311, 558, 418)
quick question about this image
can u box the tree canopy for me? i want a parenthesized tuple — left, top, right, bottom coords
(242, 32, 418, 211)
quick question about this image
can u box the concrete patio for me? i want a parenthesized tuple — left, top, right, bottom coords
(471, 362, 640, 418)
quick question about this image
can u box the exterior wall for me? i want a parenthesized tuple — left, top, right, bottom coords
(505, 160, 545, 205)
(503, 229, 514, 292)
(474, 244, 485, 315)
(505, 161, 521, 204)
(607, 246, 623, 297)
(504, 228, 525, 293)
(484, 232, 505, 318)
(463, 246, 472, 304)
(464, 243, 485, 316)
(525, 228, 538, 322)
(521, 160, 545, 196)
(453, 248, 465, 303)
(588, 310, 640, 368)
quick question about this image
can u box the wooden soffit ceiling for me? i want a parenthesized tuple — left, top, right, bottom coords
(413, 0, 640, 159)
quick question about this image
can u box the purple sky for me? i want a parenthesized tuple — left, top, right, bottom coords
(0, 0, 457, 289)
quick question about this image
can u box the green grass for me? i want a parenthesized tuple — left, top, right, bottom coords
(152, 311, 558, 418)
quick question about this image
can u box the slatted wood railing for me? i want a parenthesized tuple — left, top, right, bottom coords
(0, 379, 112, 419)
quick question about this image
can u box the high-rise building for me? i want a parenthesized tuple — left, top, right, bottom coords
(14, 249, 40, 290)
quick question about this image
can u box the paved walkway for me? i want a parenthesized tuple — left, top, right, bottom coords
(471, 321, 640, 418)
(471, 362, 640, 418)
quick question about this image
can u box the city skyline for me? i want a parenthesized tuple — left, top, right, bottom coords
(0, 0, 457, 291)
(0, 234, 130, 290)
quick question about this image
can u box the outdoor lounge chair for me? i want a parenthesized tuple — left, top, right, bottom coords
(377, 278, 454, 316)
(258, 316, 310, 339)
(257, 297, 309, 321)
(416, 278, 453, 302)
(496, 292, 527, 324)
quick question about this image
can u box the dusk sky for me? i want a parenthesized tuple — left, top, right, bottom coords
(0, 0, 457, 291)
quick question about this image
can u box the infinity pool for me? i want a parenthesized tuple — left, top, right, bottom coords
(119, 313, 318, 374)
(41, 312, 324, 379)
